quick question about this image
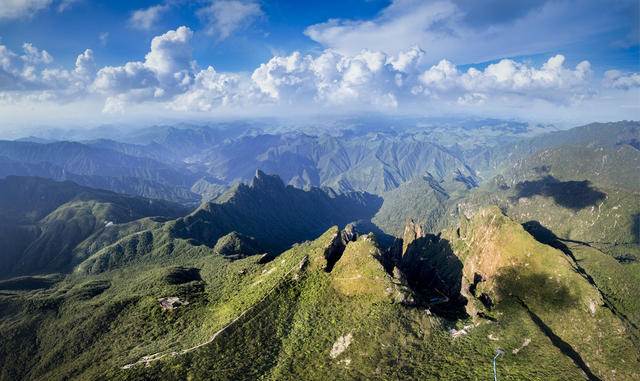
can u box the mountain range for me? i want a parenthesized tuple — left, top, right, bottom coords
(0, 120, 638, 380)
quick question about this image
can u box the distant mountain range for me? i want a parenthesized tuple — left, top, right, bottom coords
(0, 119, 638, 380)
(0, 118, 574, 203)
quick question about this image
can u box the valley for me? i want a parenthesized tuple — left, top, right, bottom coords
(0, 120, 638, 380)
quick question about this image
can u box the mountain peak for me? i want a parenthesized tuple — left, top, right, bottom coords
(249, 169, 285, 190)
(402, 219, 425, 254)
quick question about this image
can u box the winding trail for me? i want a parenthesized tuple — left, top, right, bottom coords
(122, 255, 309, 370)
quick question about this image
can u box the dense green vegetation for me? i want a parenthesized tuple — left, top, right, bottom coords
(0, 176, 189, 278)
(0, 120, 638, 380)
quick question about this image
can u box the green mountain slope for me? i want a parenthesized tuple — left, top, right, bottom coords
(73, 170, 380, 276)
(371, 173, 473, 237)
(168, 170, 382, 252)
(121, 209, 638, 380)
(469, 121, 640, 179)
(0, 176, 190, 279)
(1, 208, 638, 380)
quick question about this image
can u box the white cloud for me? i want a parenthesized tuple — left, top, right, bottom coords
(0, 0, 77, 19)
(171, 66, 243, 111)
(0, 42, 96, 98)
(144, 26, 194, 79)
(0, 44, 20, 72)
(93, 26, 194, 97)
(603, 70, 640, 90)
(417, 55, 592, 105)
(304, 0, 637, 65)
(0, 0, 53, 19)
(73, 49, 95, 80)
(92, 62, 158, 93)
(129, 4, 169, 31)
(249, 51, 592, 109)
(0, 26, 635, 124)
(21, 43, 53, 64)
(197, 0, 263, 40)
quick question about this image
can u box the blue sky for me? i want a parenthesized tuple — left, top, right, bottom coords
(0, 0, 638, 132)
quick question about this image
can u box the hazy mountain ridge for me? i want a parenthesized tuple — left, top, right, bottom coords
(0, 120, 638, 380)
(0, 176, 190, 279)
(0, 118, 575, 203)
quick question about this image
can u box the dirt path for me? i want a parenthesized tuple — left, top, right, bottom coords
(122, 255, 309, 370)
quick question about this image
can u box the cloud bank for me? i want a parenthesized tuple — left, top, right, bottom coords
(0, 24, 637, 124)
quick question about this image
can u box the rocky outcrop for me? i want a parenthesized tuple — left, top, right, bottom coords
(402, 219, 425, 254)
(323, 226, 359, 272)
(384, 219, 465, 305)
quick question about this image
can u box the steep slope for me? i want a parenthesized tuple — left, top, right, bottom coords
(468, 121, 640, 179)
(371, 173, 472, 237)
(453, 144, 640, 331)
(457, 144, 640, 259)
(123, 210, 639, 380)
(2, 215, 638, 380)
(442, 207, 639, 379)
(169, 170, 382, 252)
(0, 176, 190, 278)
(74, 170, 381, 275)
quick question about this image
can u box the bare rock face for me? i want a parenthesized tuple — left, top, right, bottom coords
(323, 226, 359, 273)
(340, 223, 358, 245)
(391, 219, 465, 305)
(402, 219, 425, 255)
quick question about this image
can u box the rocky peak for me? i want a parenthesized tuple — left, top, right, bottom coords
(249, 169, 285, 190)
(402, 219, 425, 254)
(323, 225, 359, 273)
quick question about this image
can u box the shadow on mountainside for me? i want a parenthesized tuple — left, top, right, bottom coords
(513, 175, 605, 211)
(169, 171, 385, 254)
(523, 220, 639, 331)
(495, 265, 579, 310)
(516, 298, 602, 381)
(400, 236, 468, 319)
(633, 213, 640, 244)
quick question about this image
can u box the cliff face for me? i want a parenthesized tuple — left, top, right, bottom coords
(441, 206, 639, 379)
(401, 219, 425, 254)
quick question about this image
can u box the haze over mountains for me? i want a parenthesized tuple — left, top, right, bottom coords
(1, 0, 638, 378)
(0, 118, 600, 203)
(0, 118, 638, 380)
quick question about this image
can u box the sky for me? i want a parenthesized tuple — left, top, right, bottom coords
(0, 0, 638, 134)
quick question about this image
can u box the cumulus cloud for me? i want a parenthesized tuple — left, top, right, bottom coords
(603, 70, 640, 90)
(249, 50, 591, 109)
(144, 26, 194, 80)
(0, 25, 632, 121)
(92, 62, 158, 93)
(197, 0, 263, 40)
(171, 66, 243, 111)
(21, 43, 53, 64)
(73, 49, 96, 80)
(129, 4, 170, 30)
(0, 42, 95, 97)
(90, 26, 194, 112)
(0, 42, 55, 90)
(93, 26, 193, 94)
(416, 55, 592, 104)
